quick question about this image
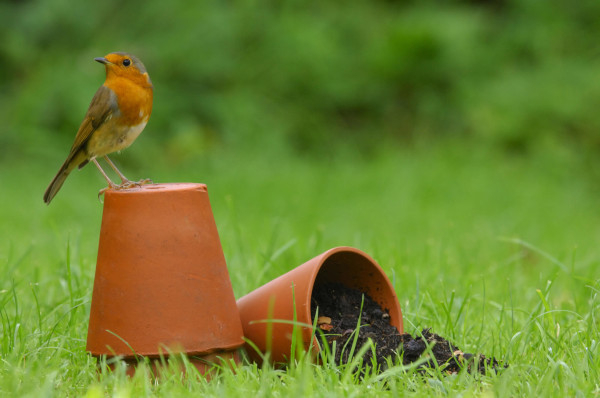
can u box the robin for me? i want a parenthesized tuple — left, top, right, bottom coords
(43, 52, 153, 204)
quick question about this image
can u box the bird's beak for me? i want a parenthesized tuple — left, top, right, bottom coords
(94, 57, 111, 65)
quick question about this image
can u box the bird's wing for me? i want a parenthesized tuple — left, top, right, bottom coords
(67, 85, 119, 157)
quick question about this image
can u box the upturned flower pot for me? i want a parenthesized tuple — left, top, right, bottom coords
(86, 183, 244, 375)
(237, 246, 403, 364)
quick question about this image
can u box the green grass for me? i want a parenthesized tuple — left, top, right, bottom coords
(1, 141, 599, 396)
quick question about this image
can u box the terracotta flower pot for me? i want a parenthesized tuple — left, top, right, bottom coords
(86, 183, 244, 375)
(237, 246, 403, 364)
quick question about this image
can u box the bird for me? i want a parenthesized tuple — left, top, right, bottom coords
(43, 52, 154, 204)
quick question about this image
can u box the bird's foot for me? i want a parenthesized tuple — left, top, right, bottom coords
(120, 178, 153, 188)
(96, 179, 153, 200)
(134, 178, 153, 186)
(113, 178, 153, 190)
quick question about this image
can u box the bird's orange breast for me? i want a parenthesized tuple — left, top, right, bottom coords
(105, 76, 153, 127)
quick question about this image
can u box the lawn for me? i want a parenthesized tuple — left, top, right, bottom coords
(1, 140, 598, 396)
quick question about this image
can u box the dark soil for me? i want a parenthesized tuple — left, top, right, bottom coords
(311, 282, 505, 374)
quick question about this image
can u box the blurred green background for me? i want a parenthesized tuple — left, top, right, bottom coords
(3, 0, 600, 165)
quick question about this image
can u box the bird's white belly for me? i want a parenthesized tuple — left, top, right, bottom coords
(88, 120, 148, 157)
(117, 121, 147, 150)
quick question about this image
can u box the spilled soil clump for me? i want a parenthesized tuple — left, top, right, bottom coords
(311, 282, 505, 374)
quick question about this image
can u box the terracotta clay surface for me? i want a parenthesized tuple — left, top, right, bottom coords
(236, 246, 403, 364)
(87, 183, 244, 365)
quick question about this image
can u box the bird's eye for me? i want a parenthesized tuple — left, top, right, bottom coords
(123, 59, 131, 67)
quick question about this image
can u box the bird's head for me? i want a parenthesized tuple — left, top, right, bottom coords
(95, 52, 153, 88)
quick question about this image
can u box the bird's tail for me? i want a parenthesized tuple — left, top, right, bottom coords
(43, 151, 87, 204)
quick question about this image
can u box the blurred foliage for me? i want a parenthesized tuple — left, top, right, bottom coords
(2, 0, 600, 163)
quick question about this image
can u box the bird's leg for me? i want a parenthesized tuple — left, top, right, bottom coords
(104, 155, 153, 188)
(103, 155, 130, 184)
(93, 158, 118, 187)
(93, 158, 118, 199)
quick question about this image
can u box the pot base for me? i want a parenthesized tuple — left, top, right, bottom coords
(100, 349, 242, 378)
